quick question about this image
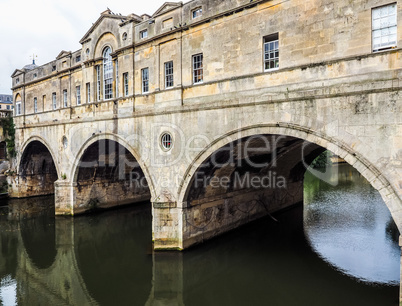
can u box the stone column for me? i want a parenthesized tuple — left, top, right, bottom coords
(55, 180, 76, 216)
(152, 202, 183, 250)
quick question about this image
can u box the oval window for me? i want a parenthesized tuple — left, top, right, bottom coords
(160, 133, 172, 151)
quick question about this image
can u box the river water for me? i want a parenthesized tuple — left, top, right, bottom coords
(0, 164, 399, 305)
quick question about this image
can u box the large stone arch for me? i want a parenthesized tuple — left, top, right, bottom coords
(19, 136, 60, 177)
(71, 133, 155, 198)
(11, 137, 60, 198)
(177, 123, 402, 232)
(70, 133, 154, 213)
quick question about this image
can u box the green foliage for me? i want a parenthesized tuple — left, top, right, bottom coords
(311, 150, 331, 169)
(0, 116, 16, 158)
(0, 180, 8, 193)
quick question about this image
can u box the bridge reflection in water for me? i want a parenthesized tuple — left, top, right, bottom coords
(0, 165, 399, 305)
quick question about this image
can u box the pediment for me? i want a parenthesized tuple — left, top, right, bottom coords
(11, 69, 24, 77)
(153, 2, 182, 17)
(80, 10, 130, 44)
(56, 50, 72, 60)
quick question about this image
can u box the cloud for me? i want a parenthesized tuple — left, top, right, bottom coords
(0, 0, 167, 94)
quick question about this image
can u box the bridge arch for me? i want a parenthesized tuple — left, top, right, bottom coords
(19, 136, 60, 177)
(70, 133, 154, 212)
(177, 123, 402, 232)
(16, 137, 60, 197)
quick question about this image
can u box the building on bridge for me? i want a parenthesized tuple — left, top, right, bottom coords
(8, 0, 402, 288)
(0, 94, 13, 118)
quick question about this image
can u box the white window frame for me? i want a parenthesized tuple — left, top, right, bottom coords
(86, 83, 91, 103)
(76, 85, 81, 105)
(192, 7, 202, 19)
(140, 29, 148, 39)
(115, 60, 119, 98)
(192, 53, 203, 84)
(16, 101, 21, 115)
(52, 92, 57, 110)
(142, 68, 149, 93)
(63, 89, 68, 108)
(103, 47, 113, 100)
(372, 3, 397, 52)
(264, 33, 279, 71)
(96, 65, 101, 101)
(123, 72, 129, 96)
(165, 61, 174, 88)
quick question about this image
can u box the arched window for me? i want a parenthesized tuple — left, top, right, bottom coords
(15, 94, 22, 116)
(103, 47, 113, 100)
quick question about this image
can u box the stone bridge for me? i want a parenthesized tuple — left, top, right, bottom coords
(8, 0, 402, 299)
(10, 49, 402, 251)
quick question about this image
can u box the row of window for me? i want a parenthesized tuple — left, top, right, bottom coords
(14, 4, 397, 115)
(138, 8, 202, 40)
(0, 105, 13, 110)
(140, 53, 204, 94)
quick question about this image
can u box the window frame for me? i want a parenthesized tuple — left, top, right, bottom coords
(123, 72, 129, 96)
(192, 7, 202, 19)
(63, 89, 68, 108)
(264, 33, 279, 72)
(52, 92, 57, 110)
(165, 61, 174, 89)
(372, 3, 398, 52)
(142, 68, 149, 94)
(103, 47, 113, 100)
(115, 60, 119, 98)
(76, 85, 81, 105)
(34, 97, 37, 113)
(140, 29, 148, 39)
(96, 65, 101, 101)
(86, 83, 91, 103)
(192, 53, 203, 84)
(16, 100, 21, 116)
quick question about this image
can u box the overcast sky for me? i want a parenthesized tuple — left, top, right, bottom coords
(0, 0, 169, 94)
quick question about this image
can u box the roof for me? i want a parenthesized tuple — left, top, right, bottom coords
(79, 9, 139, 44)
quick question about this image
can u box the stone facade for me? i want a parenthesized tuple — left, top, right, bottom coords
(9, 0, 402, 272)
(0, 94, 13, 117)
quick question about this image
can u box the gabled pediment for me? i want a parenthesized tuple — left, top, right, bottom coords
(80, 10, 131, 44)
(11, 69, 24, 77)
(56, 50, 72, 60)
(152, 2, 182, 18)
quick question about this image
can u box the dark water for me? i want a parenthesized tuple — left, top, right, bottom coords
(0, 164, 399, 305)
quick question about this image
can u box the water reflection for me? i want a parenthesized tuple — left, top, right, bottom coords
(0, 164, 399, 305)
(304, 164, 400, 285)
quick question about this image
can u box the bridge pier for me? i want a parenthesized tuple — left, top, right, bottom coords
(55, 180, 75, 216)
(153, 204, 184, 250)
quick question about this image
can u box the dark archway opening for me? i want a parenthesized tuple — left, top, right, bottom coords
(182, 134, 324, 246)
(75, 139, 150, 213)
(0, 141, 6, 160)
(181, 133, 400, 303)
(18, 141, 58, 197)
